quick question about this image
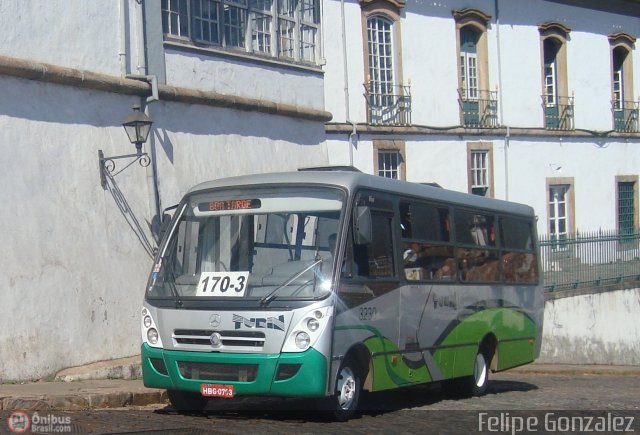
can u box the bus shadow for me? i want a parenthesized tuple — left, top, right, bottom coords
(155, 379, 538, 422)
(358, 379, 538, 414)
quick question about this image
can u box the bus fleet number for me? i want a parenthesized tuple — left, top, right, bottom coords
(359, 306, 377, 321)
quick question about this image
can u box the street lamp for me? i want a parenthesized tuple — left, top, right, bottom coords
(122, 104, 153, 154)
(98, 105, 153, 189)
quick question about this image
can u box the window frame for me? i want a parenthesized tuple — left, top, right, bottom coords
(161, 0, 321, 65)
(539, 22, 571, 129)
(454, 9, 491, 101)
(616, 175, 639, 236)
(373, 139, 406, 180)
(609, 33, 637, 131)
(467, 142, 494, 198)
(546, 177, 575, 249)
(361, 0, 405, 125)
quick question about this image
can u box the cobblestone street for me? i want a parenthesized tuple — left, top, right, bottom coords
(2, 371, 639, 434)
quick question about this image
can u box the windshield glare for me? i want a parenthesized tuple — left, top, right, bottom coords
(147, 187, 344, 301)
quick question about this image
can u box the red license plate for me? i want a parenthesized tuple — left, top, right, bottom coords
(200, 383, 235, 398)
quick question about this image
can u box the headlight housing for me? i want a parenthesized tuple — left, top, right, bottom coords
(141, 306, 163, 348)
(282, 307, 332, 353)
(295, 332, 311, 349)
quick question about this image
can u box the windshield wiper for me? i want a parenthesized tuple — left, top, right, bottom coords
(260, 257, 323, 306)
(160, 255, 182, 306)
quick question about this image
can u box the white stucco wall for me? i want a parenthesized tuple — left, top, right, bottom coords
(506, 138, 640, 234)
(539, 287, 640, 365)
(0, 77, 150, 381)
(164, 49, 326, 110)
(0, 0, 134, 75)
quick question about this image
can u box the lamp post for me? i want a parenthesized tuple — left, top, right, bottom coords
(99, 105, 153, 189)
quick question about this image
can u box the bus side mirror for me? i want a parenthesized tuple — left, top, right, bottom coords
(353, 206, 372, 245)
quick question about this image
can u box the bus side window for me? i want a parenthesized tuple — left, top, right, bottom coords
(352, 211, 394, 278)
(400, 201, 454, 281)
(500, 217, 539, 283)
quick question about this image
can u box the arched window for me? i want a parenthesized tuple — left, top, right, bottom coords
(609, 32, 637, 132)
(361, 0, 407, 126)
(539, 22, 572, 130)
(460, 26, 479, 101)
(367, 15, 395, 113)
(543, 38, 560, 108)
(454, 8, 495, 128)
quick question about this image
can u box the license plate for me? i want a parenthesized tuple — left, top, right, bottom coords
(200, 383, 235, 398)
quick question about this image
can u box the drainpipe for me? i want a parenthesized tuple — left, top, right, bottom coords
(134, 0, 146, 75)
(129, 0, 163, 244)
(118, 0, 127, 76)
(495, 0, 509, 200)
(341, 0, 357, 167)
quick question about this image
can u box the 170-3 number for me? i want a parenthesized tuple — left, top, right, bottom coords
(196, 272, 249, 297)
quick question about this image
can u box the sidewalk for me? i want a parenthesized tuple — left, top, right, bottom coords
(2, 359, 639, 412)
(0, 357, 167, 412)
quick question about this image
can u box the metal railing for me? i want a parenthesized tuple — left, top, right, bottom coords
(540, 229, 640, 291)
(541, 95, 574, 130)
(458, 89, 499, 128)
(364, 83, 412, 126)
(611, 100, 640, 133)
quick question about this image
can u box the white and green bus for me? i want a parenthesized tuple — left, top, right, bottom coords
(141, 169, 543, 419)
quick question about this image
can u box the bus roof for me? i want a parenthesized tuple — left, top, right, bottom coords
(187, 170, 534, 217)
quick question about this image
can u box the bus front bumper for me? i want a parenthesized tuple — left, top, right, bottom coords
(141, 343, 327, 397)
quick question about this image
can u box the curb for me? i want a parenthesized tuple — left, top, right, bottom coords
(54, 356, 142, 383)
(509, 364, 640, 376)
(0, 390, 167, 411)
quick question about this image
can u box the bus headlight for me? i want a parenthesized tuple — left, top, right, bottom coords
(295, 332, 311, 350)
(141, 306, 163, 348)
(147, 328, 159, 345)
(307, 318, 320, 332)
(282, 306, 333, 353)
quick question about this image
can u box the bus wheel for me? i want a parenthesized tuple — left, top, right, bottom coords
(470, 351, 489, 396)
(167, 389, 209, 413)
(332, 359, 361, 421)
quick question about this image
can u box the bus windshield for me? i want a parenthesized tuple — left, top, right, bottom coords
(147, 186, 345, 302)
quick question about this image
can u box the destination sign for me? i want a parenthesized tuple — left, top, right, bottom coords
(198, 199, 262, 212)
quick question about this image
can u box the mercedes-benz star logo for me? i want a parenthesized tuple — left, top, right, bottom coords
(210, 332, 222, 347)
(209, 313, 221, 328)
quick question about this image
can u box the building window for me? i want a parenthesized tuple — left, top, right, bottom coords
(609, 33, 638, 132)
(539, 22, 573, 130)
(250, 0, 273, 53)
(616, 176, 638, 237)
(547, 178, 574, 248)
(467, 142, 493, 197)
(161, 0, 320, 64)
(373, 140, 405, 180)
(192, 0, 221, 44)
(362, 2, 409, 126)
(470, 151, 489, 195)
(454, 8, 497, 128)
(366, 16, 396, 124)
(378, 150, 400, 179)
(163, 0, 190, 37)
(618, 182, 635, 235)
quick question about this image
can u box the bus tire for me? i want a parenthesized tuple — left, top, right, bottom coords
(469, 350, 490, 396)
(167, 389, 209, 413)
(332, 358, 362, 421)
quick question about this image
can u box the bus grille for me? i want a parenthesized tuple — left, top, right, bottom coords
(177, 361, 258, 382)
(173, 329, 266, 349)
